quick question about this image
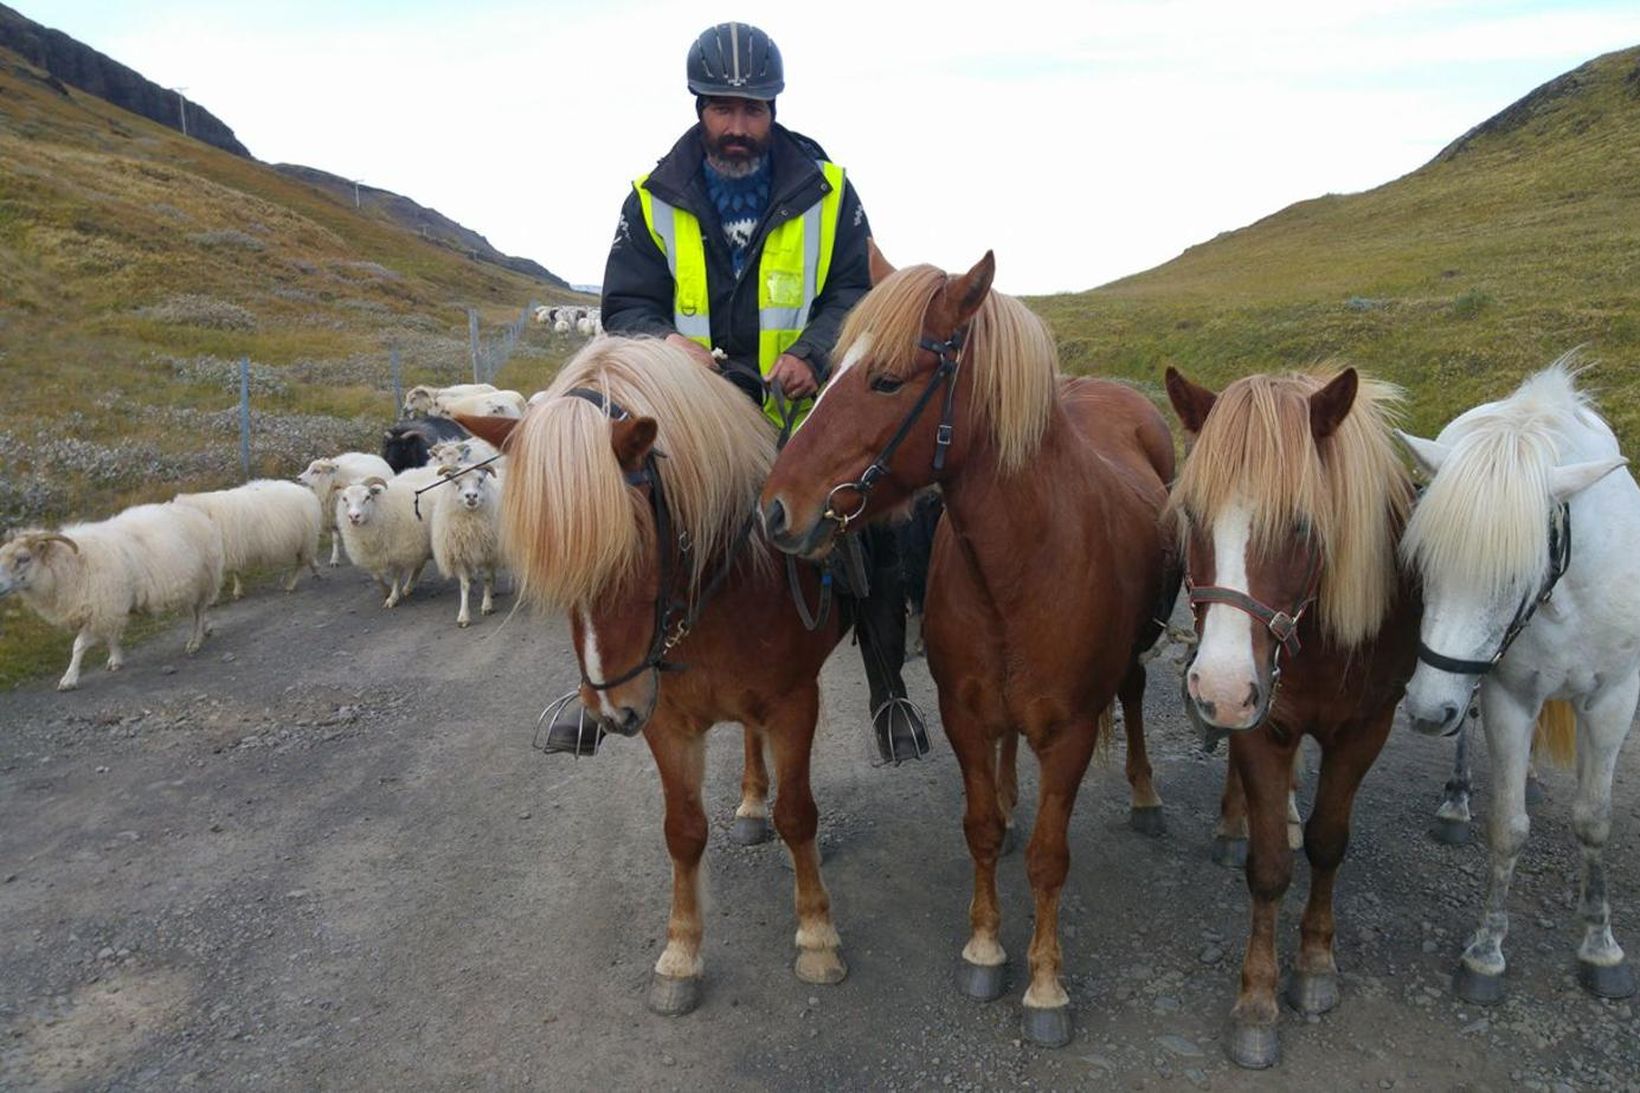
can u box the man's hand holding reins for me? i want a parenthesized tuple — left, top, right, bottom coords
(768, 353, 818, 399)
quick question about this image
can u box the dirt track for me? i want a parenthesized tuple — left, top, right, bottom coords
(3, 569, 1639, 1091)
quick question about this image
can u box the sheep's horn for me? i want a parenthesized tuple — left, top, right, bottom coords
(437, 465, 457, 477)
(36, 533, 79, 554)
(361, 476, 389, 488)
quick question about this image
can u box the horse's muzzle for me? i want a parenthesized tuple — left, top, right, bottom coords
(760, 498, 835, 560)
(1407, 702, 1464, 738)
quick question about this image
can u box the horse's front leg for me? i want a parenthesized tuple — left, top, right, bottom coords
(764, 685, 846, 985)
(1214, 761, 1250, 867)
(1018, 718, 1101, 1048)
(1454, 686, 1537, 1004)
(1121, 662, 1166, 835)
(1226, 727, 1301, 1069)
(1571, 674, 1639, 999)
(945, 699, 1008, 1004)
(729, 725, 774, 846)
(644, 724, 710, 1015)
(1432, 717, 1476, 845)
(1288, 707, 1394, 1017)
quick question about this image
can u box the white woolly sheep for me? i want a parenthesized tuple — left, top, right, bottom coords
(426, 437, 504, 471)
(433, 389, 527, 420)
(402, 382, 497, 417)
(430, 464, 505, 627)
(175, 479, 322, 600)
(336, 475, 434, 607)
(553, 315, 572, 334)
(297, 452, 395, 565)
(0, 502, 224, 691)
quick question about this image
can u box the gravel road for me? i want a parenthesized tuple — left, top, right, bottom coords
(2, 569, 1637, 1091)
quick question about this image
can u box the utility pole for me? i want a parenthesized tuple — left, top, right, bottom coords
(170, 86, 189, 137)
(352, 179, 362, 209)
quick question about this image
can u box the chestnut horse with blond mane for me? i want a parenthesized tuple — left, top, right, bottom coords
(1164, 366, 1420, 1069)
(463, 337, 848, 1018)
(761, 252, 1177, 1048)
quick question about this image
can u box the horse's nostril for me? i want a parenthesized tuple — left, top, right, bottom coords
(1440, 702, 1460, 726)
(763, 498, 788, 538)
(1245, 682, 1261, 711)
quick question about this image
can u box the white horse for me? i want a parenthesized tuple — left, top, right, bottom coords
(1399, 357, 1639, 1004)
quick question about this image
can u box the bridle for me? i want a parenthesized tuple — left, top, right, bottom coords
(563, 387, 753, 702)
(1416, 502, 1571, 697)
(1183, 530, 1324, 700)
(818, 329, 968, 532)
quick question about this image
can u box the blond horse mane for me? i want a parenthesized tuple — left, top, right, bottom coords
(1170, 369, 1412, 648)
(1401, 356, 1604, 600)
(501, 337, 775, 612)
(833, 264, 1057, 473)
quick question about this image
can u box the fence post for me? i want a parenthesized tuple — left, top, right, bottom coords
(468, 308, 481, 383)
(390, 345, 402, 414)
(238, 355, 251, 481)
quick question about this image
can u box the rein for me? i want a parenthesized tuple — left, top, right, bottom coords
(1417, 502, 1571, 681)
(411, 453, 504, 519)
(562, 387, 755, 698)
(820, 329, 968, 531)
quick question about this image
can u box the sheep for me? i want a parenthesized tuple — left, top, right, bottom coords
(426, 437, 504, 471)
(576, 315, 595, 336)
(383, 417, 471, 472)
(432, 389, 527, 420)
(174, 479, 322, 600)
(402, 383, 497, 417)
(297, 452, 395, 565)
(336, 476, 434, 608)
(0, 502, 224, 691)
(430, 463, 505, 627)
(533, 305, 552, 324)
(553, 315, 572, 334)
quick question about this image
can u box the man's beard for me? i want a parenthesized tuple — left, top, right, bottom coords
(705, 132, 769, 178)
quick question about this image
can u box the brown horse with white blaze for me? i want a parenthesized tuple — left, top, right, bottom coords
(463, 337, 848, 1018)
(1164, 366, 1420, 1069)
(761, 252, 1177, 1048)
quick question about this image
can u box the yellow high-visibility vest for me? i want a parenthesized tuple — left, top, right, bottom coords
(635, 160, 845, 427)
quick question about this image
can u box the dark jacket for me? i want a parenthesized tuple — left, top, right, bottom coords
(601, 122, 872, 399)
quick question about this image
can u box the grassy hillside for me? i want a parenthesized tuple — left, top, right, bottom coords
(0, 47, 596, 686)
(1032, 46, 1640, 445)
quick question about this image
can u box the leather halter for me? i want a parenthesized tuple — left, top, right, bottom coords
(820, 329, 968, 531)
(1185, 536, 1323, 666)
(562, 387, 752, 701)
(1417, 502, 1571, 679)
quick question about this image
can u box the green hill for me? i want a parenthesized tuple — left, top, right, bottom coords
(0, 45, 591, 528)
(1031, 45, 1640, 444)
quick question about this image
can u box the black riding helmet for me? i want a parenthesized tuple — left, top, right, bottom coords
(687, 22, 783, 100)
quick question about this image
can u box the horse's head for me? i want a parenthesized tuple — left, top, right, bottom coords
(1166, 367, 1361, 731)
(1397, 426, 1625, 736)
(761, 251, 996, 559)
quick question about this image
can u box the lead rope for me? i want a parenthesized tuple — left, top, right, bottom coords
(770, 377, 835, 633)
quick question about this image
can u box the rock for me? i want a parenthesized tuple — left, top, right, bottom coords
(1422, 940, 1440, 954)
(98, 946, 115, 960)
(517, 811, 532, 820)
(1198, 945, 1223, 964)
(221, 652, 236, 663)
(1152, 996, 1181, 1013)
(161, 665, 178, 675)
(1156, 1035, 1202, 1058)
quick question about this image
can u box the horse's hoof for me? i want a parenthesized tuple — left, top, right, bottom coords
(1021, 1004, 1073, 1049)
(1284, 971, 1340, 1016)
(1000, 824, 1019, 857)
(647, 972, 703, 1016)
(1525, 776, 1547, 808)
(730, 815, 773, 846)
(1211, 836, 1248, 868)
(1129, 805, 1166, 837)
(955, 959, 1007, 1002)
(1453, 962, 1506, 1005)
(1226, 1021, 1280, 1069)
(1578, 959, 1637, 1000)
(795, 949, 848, 986)
(1429, 817, 1473, 846)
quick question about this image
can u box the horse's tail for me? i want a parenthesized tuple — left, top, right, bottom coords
(1532, 699, 1578, 769)
(1092, 701, 1116, 763)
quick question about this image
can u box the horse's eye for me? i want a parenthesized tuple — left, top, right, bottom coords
(869, 375, 904, 394)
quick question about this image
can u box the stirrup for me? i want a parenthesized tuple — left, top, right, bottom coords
(872, 695, 931, 766)
(533, 690, 605, 758)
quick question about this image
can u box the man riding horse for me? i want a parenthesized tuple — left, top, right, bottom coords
(544, 21, 928, 764)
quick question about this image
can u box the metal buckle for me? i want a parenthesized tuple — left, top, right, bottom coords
(823, 481, 870, 531)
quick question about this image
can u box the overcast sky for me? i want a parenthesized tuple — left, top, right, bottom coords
(29, 1, 1640, 295)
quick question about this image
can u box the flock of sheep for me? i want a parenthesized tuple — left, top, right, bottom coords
(533, 304, 602, 336)
(0, 382, 527, 693)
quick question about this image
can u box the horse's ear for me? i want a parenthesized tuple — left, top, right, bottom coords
(867, 237, 895, 286)
(1395, 431, 1450, 478)
(948, 251, 995, 327)
(456, 413, 519, 453)
(611, 417, 658, 472)
(1308, 368, 1358, 441)
(1549, 457, 1627, 502)
(1164, 366, 1216, 436)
